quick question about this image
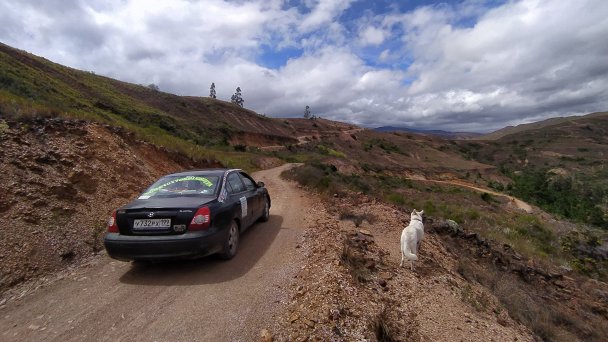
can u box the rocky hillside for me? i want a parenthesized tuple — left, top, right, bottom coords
(0, 117, 220, 293)
(446, 112, 608, 228)
(0, 42, 301, 152)
(272, 185, 608, 341)
(465, 111, 608, 171)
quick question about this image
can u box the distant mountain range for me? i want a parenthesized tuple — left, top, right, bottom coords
(476, 111, 608, 140)
(374, 126, 482, 139)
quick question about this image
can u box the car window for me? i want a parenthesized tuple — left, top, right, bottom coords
(225, 181, 234, 194)
(240, 172, 256, 191)
(227, 173, 245, 194)
(138, 175, 219, 199)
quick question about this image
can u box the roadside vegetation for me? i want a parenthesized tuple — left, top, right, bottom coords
(456, 257, 608, 341)
(283, 162, 607, 280)
(506, 167, 607, 227)
(447, 115, 608, 229)
(284, 161, 608, 341)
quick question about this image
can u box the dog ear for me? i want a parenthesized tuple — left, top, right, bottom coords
(419, 210, 424, 216)
(412, 209, 417, 215)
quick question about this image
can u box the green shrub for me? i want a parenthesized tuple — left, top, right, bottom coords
(376, 176, 413, 190)
(560, 231, 607, 278)
(386, 193, 406, 206)
(281, 163, 344, 194)
(233, 144, 247, 152)
(422, 200, 437, 216)
(510, 168, 607, 227)
(488, 181, 504, 191)
(513, 215, 556, 255)
(467, 209, 481, 220)
(316, 144, 346, 158)
(364, 138, 402, 154)
(481, 192, 493, 203)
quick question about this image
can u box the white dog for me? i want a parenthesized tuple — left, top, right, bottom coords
(400, 209, 424, 270)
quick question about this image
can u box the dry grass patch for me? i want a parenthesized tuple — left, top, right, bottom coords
(456, 259, 607, 341)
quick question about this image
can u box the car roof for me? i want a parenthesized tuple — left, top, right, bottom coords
(166, 169, 242, 177)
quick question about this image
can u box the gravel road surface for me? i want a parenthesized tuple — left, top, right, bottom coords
(0, 164, 308, 341)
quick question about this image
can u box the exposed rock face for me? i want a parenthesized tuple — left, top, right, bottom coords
(0, 118, 220, 293)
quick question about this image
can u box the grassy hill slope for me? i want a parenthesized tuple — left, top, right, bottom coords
(478, 111, 608, 140)
(449, 113, 608, 227)
(1, 42, 495, 175)
(0, 42, 299, 159)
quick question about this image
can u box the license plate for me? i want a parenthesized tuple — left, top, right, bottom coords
(133, 219, 171, 229)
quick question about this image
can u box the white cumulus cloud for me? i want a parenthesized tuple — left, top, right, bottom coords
(359, 26, 386, 46)
(0, 0, 607, 132)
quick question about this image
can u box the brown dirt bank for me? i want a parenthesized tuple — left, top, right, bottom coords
(0, 118, 220, 294)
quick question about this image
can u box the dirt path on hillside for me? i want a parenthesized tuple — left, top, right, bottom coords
(0, 164, 310, 341)
(406, 178, 533, 213)
(260, 135, 314, 151)
(260, 127, 364, 151)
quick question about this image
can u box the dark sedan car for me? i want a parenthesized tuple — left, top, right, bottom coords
(104, 169, 270, 261)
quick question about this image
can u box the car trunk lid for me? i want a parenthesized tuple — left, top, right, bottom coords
(116, 197, 214, 235)
(116, 209, 184, 235)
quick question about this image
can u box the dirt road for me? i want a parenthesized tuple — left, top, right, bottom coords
(0, 164, 310, 341)
(406, 178, 533, 213)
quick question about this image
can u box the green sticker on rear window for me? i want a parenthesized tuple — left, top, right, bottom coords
(143, 176, 215, 196)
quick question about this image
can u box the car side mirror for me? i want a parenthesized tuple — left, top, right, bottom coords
(257, 181, 265, 188)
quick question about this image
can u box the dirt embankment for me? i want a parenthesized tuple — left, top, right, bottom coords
(273, 193, 534, 341)
(274, 191, 608, 341)
(0, 118, 220, 293)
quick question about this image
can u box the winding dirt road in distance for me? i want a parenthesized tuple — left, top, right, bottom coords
(0, 164, 309, 341)
(406, 177, 533, 213)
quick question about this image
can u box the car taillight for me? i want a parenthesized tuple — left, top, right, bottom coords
(189, 207, 211, 230)
(107, 211, 118, 233)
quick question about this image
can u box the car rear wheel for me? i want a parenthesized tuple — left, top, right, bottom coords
(220, 220, 239, 259)
(259, 197, 270, 222)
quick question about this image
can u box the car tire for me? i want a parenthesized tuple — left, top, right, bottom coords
(220, 220, 239, 260)
(259, 197, 270, 222)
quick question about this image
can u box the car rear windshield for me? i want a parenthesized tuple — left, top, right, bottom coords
(138, 175, 220, 199)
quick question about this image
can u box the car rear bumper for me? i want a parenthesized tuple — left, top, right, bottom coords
(104, 229, 224, 261)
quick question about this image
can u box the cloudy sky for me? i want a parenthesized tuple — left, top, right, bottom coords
(1, 0, 607, 132)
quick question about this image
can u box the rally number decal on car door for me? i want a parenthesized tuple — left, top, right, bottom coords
(240, 197, 248, 217)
